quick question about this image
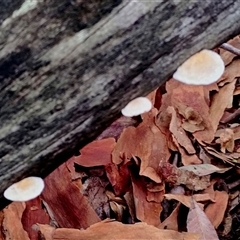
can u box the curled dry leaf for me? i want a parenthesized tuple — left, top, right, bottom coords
(176, 168, 211, 191)
(97, 116, 137, 140)
(82, 176, 110, 220)
(74, 138, 116, 167)
(158, 203, 181, 231)
(167, 106, 196, 154)
(205, 190, 229, 228)
(130, 169, 163, 226)
(37, 220, 200, 240)
(209, 80, 236, 133)
(171, 136, 202, 165)
(3, 202, 30, 240)
(146, 87, 162, 110)
(202, 179, 217, 201)
(218, 59, 240, 86)
(41, 163, 100, 229)
(124, 191, 136, 223)
(164, 193, 214, 208)
(215, 124, 240, 141)
(179, 164, 232, 176)
(216, 128, 235, 153)
(109, 201, 126, 222)
(22, 197, 50, 240)
(187, 199, 219, 240)
(105, 162, 131, 196)
(170, 84, 214, 143)
(112, 108, 170, 183)
(146, 182, 165, 202)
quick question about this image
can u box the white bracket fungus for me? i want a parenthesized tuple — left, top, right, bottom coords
(121, 97, 152, 117)
(173, 49, 225, 85)
(4, 176, 45, 202)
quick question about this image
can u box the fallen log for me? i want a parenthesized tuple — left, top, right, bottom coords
(0, 0, 240, 209)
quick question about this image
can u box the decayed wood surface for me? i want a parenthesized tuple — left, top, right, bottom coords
(0, 0, 240, 209)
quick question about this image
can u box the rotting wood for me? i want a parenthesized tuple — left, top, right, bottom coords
(1, 0, 240, 209)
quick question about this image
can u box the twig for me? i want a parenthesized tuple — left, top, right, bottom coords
(221, 108, 240, 123)
(220, 43, 240, 56)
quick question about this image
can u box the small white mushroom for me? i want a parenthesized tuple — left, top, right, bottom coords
(173, 49, 225, 85)
(121, 97, 152, 117)
(4, 176, 45, 202)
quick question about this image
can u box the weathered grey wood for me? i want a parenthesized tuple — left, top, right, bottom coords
(0, 0, 240, 209)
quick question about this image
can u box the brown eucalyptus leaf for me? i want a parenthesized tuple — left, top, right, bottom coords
(3, 202, 30, 240)
(179, 164, 232, 176)
(105, 163, 131, 196)
(177, 168, 211, 191)
(171, 84, 214, 143)
(74, 138, 116, 167)
(218, 59, 240, 86)
(131, 170, 163, 226)
(187, 199, 219, 240)
(205, 191, 229, 228)
(209, 80, 236, 133)
(22, 198, 50, 240)
(215, 128, 234, 153)
(164, 193, 214, 208)
(158, 203, 180, 231)
(37, 220, 200, 240)
(167, 106, 196, 154)
(112, 108, 170, 182)
(41, 163, 100, 229)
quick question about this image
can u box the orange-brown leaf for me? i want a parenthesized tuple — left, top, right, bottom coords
(41, 163, 100, 229)
(37, 220, 200, 240)
(112, 109, 170, 182)
(74, 138, 116, 167)
(205, 190, 229, 228)
(187, 199, 219, 240)
(3, 202, 30, 240)
(22, 197, 50, 240)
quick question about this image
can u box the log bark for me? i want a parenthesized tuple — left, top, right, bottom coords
(0, 0, 240, 209)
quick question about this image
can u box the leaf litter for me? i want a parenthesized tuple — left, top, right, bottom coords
(1, 37, 240, 240)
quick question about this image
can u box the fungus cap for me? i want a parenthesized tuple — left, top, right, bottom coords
(4, 176, 45, 202)
(173, 49, 225, 85)
(121, 97, 152, 117)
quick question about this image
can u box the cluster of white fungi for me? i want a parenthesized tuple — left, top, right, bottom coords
(3, 49, 225, 202)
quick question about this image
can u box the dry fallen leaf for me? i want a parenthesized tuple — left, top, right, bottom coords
(209, 80, 236, 133)
(112, 108, 170, 183)
(218, 59, 240, 86)
(3, 202, 30, 240)
(105, 162, 131, 196)
(187, 199, 219, 240)
(164, 193, 214, 208)
(179, 164, 232, 176)
(73, 138, 116, 167)
(21, 197, 50, 240)
(205, 190, 229, 228)
(172, 136, 202, 165)
(177, 168, 211, 191)
(130, 168, 163, 226)
(167, 106, 196, 154)
(216, 128, 235, 153)
(170, 84, 214, 142)
(158, 203, 180, 231)
(37, 220, 200, 240)
(82, 176, 110, 220)
(41, 163, 100, 229)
